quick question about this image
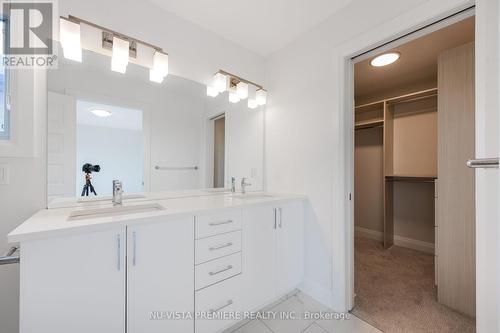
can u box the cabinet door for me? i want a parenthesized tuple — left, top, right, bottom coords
(276, 201, 304, 295)
(127, 217, 194, 333)
(20, 228, 126, 333)
(242, 205, 276, 310)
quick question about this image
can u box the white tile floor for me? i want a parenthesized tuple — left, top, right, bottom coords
(226, 292, 381, 333)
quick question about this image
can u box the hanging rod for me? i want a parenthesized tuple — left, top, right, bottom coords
(155, 166, 199, 171)
(64, 15, 167, 54)
(0, 246, 20, 266)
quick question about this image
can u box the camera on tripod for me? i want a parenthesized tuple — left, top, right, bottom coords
(82, 163, 101, 174)
(81, 163, 101, 196)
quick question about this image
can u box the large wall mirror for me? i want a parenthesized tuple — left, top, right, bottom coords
(47, 46, 264, 205)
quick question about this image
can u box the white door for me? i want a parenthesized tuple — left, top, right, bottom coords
(47, 92, 76, 203)
(242, 205, 276, 310)
(474, 1, 500, 331)
(20, 228, 126, 333)
(127, 217, 194, 333)
(276, 201, 304, 295)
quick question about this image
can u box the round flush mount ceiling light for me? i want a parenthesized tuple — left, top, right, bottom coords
(91, 109, 112, 117)
(370, 52, 401, 67)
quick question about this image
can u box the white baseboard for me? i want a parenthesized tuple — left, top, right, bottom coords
(355, 226, 435, 254)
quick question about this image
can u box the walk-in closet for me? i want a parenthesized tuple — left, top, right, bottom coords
(352, 15, 476, 332)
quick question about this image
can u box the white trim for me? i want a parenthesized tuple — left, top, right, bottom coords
(355, 227, 435, 255)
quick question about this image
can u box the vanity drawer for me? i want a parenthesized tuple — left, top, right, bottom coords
(195, 252, 241, 290)
(195, 210, 242, 239)
(195, 274, 243, 333)
(195, 231, 242, 265)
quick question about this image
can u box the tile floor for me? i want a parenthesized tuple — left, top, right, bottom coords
(226, 292, 381, 333)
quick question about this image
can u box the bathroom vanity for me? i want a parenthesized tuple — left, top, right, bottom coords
(8, 192, 306, 333)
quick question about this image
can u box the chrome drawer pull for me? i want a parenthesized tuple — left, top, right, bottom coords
(209, 265, 233, 276)
(209, 242, 234, 251)
(209, 219, 234, 226)
(209, 299, 233, 314)
(466, 157, 499, 168)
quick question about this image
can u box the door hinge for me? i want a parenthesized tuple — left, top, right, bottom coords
(349, 193, 352, 201)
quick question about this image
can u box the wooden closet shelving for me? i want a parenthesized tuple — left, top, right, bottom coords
(355, 87, 439, 249)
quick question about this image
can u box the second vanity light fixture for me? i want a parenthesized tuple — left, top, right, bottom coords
(59, 16, 169, 83)
(206, 70, 267, 109)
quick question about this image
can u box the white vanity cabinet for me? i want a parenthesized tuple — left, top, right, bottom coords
(20, 227, 127, 333)
(15, 196, 305, 333)
(241, 200, 304, 311)
(127, 217, 194, 333)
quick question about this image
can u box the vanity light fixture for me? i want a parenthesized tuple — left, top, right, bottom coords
(90, 109, 112, 117)
(213, 73, 228, 93)
(111, 37, 130, 73)
(370, 52, 401, 67)
(206, 70, 267, 109)
(256, 89, 267, 106)
(248, 98, 258, 109)
(206, 86, 219, 97)
(237, 81, 249, 100)
(229, 90, 240, 104)
(59, 17, 82, 62)
(149, 51, 169, 83)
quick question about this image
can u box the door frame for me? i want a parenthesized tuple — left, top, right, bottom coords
(339, 0, 487, 319)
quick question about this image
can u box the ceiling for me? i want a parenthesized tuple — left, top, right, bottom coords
(355, 17, 475, 101)
(77, 100, 143, 131)
(147, 0, 352, 56)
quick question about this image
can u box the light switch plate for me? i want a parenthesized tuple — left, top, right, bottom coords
(0, 164, 10, 185)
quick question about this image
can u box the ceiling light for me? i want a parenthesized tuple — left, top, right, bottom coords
(370, 52, 400, 67)
(256, 89, 267, 106)
(229, 91, 240, 103)
(90, 109, 112, 117)
(59, 18, 82, 62)
(111, 37, 130, 73)
(248, 99, 258, 109)
(206, 86, 219, 97)
(149, 51, 168, 83)
(237, 82, 249, 99)
(213, 73, 228, 93)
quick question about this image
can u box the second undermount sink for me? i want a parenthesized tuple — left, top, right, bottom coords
(232, 193, 275, 200)
(68, 203, 165, 221)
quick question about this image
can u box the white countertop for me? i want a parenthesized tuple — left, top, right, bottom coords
(8, 192, 307, 243)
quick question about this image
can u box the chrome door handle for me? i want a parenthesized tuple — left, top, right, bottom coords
(209, 242, 233, 251)
(209, 220, 234, 226)
(209, 299, 233, 313)
(466, 158, 499, 168)
(278, 208, 283, 228)
(209, 265, 233, 276)
(116, 234, 121, 271)
(132, 231, 137, 266)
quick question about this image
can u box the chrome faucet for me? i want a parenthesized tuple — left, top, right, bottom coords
(231, 177, 236, 193)
(241, 178, 251, 194)
(112, 180, 123, 206)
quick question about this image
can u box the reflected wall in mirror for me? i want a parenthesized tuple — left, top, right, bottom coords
(47, 46, 264, 204)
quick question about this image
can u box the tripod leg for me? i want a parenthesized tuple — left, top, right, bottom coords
(89, 183, 97, 196)
(81, 186, 86, 197)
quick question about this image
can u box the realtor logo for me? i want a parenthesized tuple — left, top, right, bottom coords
(1, 0, 58, 68)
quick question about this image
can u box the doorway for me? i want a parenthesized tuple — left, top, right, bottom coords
(213, 115, 226, 188)
(351, 12, 476, 332)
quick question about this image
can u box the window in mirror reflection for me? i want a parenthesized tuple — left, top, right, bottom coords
(76, 100, 144, 196)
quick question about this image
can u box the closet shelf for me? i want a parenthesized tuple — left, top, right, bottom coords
(355, 118, 384, 130)
(385, 174, 437, 182)
(385, 88, 437, 105)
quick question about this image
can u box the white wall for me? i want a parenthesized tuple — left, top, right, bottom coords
(0, 1, 266, 331)
(265, 0, 474, 311)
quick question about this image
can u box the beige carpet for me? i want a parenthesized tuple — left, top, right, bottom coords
(352, 237, 475, 333)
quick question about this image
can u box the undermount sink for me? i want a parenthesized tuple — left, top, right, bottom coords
(232, 193, 275, 200)
(68, 203, 165, 221)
